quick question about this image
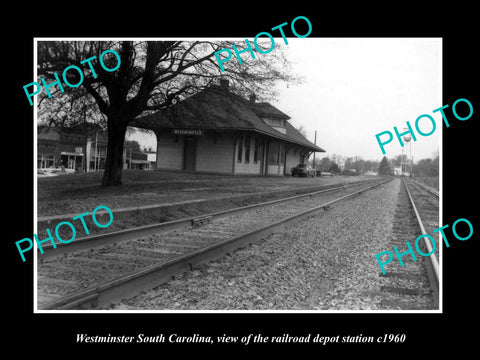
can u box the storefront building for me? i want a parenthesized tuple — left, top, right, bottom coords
(37, 127, 86, 172)
(38, 128, 151, 172)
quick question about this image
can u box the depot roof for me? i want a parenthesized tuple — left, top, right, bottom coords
(133, 84, 325, 152)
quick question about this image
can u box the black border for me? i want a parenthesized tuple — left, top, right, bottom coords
(7, 6, 478, 354)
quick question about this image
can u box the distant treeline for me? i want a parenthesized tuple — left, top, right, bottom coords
(412, 155, 439, 177)
(313, 152, 439, 178)
(312, 154, 379, 175)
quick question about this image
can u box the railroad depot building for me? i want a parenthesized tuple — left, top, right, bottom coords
(133, 80, 325, 176)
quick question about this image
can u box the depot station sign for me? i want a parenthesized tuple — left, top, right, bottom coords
(172, 129, 204, 136)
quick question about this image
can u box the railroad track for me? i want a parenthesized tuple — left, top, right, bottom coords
(403, 177, 440, 269)
(37, 178, 391, 310)
(38, 179, 381, 259)
(403, 178, 440, 307)
(409, 178, 439, 198)
(379, 177, 440, 310)
(37, 178, 377, 239)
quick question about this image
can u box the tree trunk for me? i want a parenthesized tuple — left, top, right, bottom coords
(101, 118, 128, 187)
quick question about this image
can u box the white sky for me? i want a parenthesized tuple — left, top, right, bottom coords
(271, 37, 442, 162)
(129, 37, 442, 162)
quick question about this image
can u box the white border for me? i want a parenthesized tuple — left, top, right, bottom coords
(33, 37, 443, 314)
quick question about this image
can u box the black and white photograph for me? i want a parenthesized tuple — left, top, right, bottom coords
(33, 37, 442, 312)
(7, 7, 478, 354)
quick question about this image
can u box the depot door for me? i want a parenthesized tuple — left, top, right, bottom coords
(184, 136, 197, 171)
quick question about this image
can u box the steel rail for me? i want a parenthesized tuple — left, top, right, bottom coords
(402, 179, 440, 308)
(39, 178, 392, 310)
(409, 178, 439, 198)
(37, 179, 374, 226)
(38, 179, 381, 259)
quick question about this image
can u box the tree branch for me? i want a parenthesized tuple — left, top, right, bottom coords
(83, 82, 109, 115)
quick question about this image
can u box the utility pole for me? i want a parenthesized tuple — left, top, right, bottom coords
(313, 130, 317, 170)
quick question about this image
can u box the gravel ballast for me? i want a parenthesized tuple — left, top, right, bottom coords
(37, 171, 373, 217)
(106, 178, 429, 311)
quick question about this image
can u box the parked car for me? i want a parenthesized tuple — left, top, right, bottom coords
(291, 163, 316, 177)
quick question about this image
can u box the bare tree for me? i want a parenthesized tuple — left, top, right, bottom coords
(37, 40, 297, 186)
(295, 125, 308, 137)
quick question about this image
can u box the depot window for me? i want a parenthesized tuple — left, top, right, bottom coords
(245, 136, 250, 163)
(253, 138, 260, 163)
(237, 136, 243, 162)
(264, 117, 285, 128)
(268, 142, 279, 164)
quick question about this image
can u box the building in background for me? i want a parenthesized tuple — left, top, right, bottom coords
(37, 127, 86, 173)
(124, 149, 151, 170)
(38, 126, 153, 173)
(133, 80, 325, 176)
(144, 149, 157, 169)
(38, 81, 324, 176)
(86, 132, 107, 172)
